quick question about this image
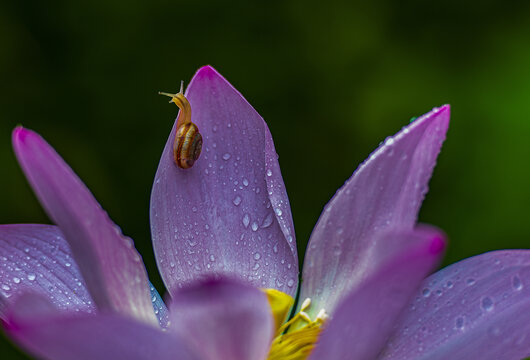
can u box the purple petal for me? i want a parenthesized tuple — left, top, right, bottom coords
(150, 66, 298, 296)
(4, 293, 200, 360)
(149, 284, 169, 328)
(380, 250, 530, 360)
(168, 277, 274, 360)
(12, 128, 157, 325)
(309, 227, 446, 360)
(0, 224, 94, 319)
(300, 106, 450, 314)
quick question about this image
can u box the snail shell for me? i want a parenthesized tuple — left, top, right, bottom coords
(174, 122, 203, 169)
(159, 83, 203, 169)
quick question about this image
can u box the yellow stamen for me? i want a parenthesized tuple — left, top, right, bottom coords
(263, 290, 328, 360)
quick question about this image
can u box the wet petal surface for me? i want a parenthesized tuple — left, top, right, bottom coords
(310, 227, 446, 360)
(12, 128, 156, 325)
(0, 224, 93, 319)
(151, 66, 297, 296)
(380, 250, 530, 360)
(300, 106, 450, 315)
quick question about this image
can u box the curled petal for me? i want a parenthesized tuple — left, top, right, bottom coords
(0, 224, 94, 319)
(380, 250, 530, 360)
(300, 106, 450, 315)
(4, 293, 200, 360)
(12, 128, 156, 325)
(151, 66, 298, 296)
(310, 227, 446, 360)
(169, 277, 274, 360)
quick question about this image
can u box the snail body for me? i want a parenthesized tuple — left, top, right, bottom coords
(159, 82, 202, 169)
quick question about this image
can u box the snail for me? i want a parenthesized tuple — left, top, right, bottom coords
(159, 81, 203, 169)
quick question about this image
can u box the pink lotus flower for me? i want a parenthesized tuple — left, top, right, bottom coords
(1, 66, 528, 360)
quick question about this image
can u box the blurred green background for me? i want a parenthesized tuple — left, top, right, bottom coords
(2, 0, 530, 357)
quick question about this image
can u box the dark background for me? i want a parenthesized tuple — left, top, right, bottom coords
(2, 0, 530, 357)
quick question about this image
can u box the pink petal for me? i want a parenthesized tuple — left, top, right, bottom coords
(309, 227, 446, 360)
(380, 250, 530, 360)
(0, 224, 94, 319)
(12, 128, 157, 325)
(168, 277, 274, 360)
(300, 106, 450, 315)
(150, 66, 298, 296)
(4, 293, 200, 360)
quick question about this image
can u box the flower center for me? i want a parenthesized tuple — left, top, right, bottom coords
(264, 289, 328, 360)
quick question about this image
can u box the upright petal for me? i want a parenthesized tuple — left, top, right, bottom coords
(0, 224, 94, 319)
(168, 277, 274, 360)
(300, 106, 449, 315)
(380, 250, 530, 360)
(12, 128, 157, 325)
(309, 227, 446, 360)
(151, 66, 298, 296)
(4, 293, 200, 360)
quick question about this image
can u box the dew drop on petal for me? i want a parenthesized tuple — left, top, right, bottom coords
(242, 214, 250, 228)
(512, 275, 523, 291)
(233, 196, 242, 206)
(2, 284, 10, 291)
(266, 169, 272, 177)
(261, 213, 273, 228)
(455, 316, 465, 330)
(275, 208, 282, 217)
(287, 279, 295, 287)
(422, 288, 431, 297)
(481, 297, 494, 312)
(254, 252, 261, 261)
(243, 178, 249, 187)
(13, 277, 20, 284)
(251, 222, 259, 232)
(27, 274, 36, 281)
(223, 153, 231, 160)
(466, 278, 476, 286)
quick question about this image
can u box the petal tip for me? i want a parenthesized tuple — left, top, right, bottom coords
(429, 235, 446, 255)
(12, 126, 29, 145)
(194, 65, 221, 80)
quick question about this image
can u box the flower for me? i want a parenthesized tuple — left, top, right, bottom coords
(1, 66, 529, 360)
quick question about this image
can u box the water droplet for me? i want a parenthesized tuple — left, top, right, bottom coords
(273, 244, 279, 253)
(170, 261, 176, 268)
(233, 196, 242, 206)
(254, 252, 261, 260)
(513, 275, 523, 291)
(287, 279, 295, 287)
(27, 274, 36, 281)
(2, 284, 10, 291)
(13, 277, 20, 284)
(481, 297, 494, 312)
(385, 137, 395, 146)
(223, 153, 231, 160)
(446, 281, 454, 289)
(261, 213, 273, 228)
(466, 278, 476, 286)
(422, 288, 431, 297)
(209, 255, 215, 262)
(266, 169, 272, 177)
(243, 178, 249, 187)
(275, 208, 283, 216)
(251, 222, 259, 232)
(65, 262, 71, 267)
(455, 316, 464, 329)
(242, 214, 250, 228)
